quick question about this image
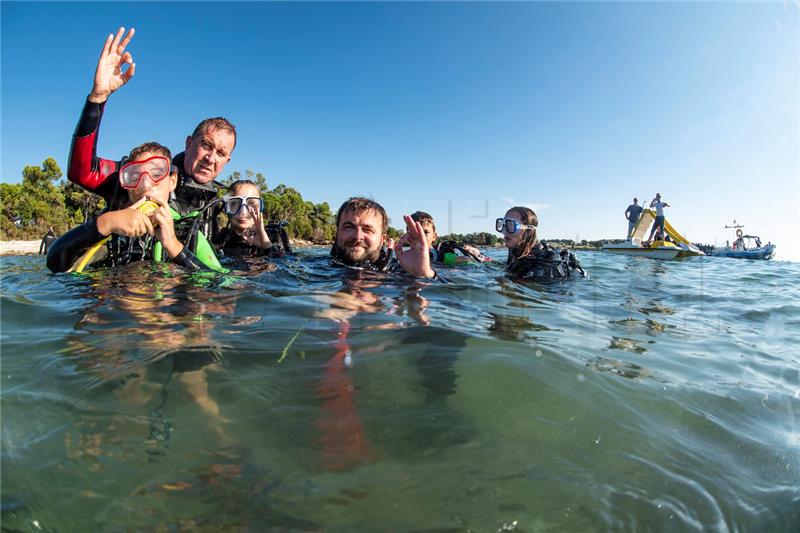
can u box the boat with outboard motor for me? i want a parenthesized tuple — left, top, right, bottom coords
(602, 208, 704, 259)
(711, 222, 775, 260)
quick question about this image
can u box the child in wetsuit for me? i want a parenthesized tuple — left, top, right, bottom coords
(408, 211, 489, 265)
(47, 142, 221, 273)
(212, 179, 289, 258)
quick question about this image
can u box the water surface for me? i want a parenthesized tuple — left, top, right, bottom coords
(2, 251, 798, 531)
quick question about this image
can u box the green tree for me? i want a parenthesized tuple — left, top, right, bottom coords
(1, 157, 71, 239)
(22, 157, 62, 188)
(223, 169, 268, 191)
(386, 226, 402, 240)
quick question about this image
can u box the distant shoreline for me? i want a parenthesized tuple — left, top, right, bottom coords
(0, 240, 40, 255)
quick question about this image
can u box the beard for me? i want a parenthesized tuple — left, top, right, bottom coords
(331, 238, 382, 266)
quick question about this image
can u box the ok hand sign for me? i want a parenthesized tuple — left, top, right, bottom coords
(88, 27, 136, 104)
(393, 215, 436, 279)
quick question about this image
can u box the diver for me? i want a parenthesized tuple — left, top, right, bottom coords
(47, 142, 223, 273)
(407, 211, 490, 265)
(212, 179, 291, 258)
(67, 27, 236, 241)
(329, 197, 439, 279)
(39, 226, 57, 255)
(496, 206, 586, 280)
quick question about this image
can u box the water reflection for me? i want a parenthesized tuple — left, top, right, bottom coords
(62, 264, 238, 458)
(3, 251, 798, 531)
(489, 312, 549, 342)
(586, 357, 653, 380)
(309, 271, 478, 469)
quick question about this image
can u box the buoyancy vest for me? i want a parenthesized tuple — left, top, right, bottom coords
(507, 242, 586, 281)
(213, 222, 292, 258)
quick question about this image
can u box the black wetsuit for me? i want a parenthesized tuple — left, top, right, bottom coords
(46, 215, 211, 273)
(39, 231, 57, 255)
(67, 98, 223, 238)
(328, 247, 448, 284)
(212, 222, 294, 259)
(212, 227, 287, 259)
(329, 246, 399, 273)
(506, 242, 586, 281)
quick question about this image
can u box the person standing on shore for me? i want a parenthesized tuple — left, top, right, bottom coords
(624, 198, 643, 240)
(39, 227, 57, 255)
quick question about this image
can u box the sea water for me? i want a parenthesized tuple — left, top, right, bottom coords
(1, 250, 798, 531)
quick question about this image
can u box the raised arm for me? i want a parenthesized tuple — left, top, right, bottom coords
(68, 28, 136, 198)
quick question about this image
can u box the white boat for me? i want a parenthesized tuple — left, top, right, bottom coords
(711, 223, 776, 260)
(602, 209, 704, 259)
(602, 240, 681, 259)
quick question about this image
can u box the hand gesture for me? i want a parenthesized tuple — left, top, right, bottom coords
(149, 199, 184, 258)
(96, 197, 154, 238)
(89, 27, 136, 103)
(393, 215, 435, 279)
(242, 207, 272, 249)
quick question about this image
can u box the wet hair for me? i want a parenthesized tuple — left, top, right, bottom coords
(410, 211, 436, 232)
(227, 179, 260, 195)
(335, 197, 388, 233)
(191, 117, 237, 148)
(506, 206, 539, 265)
(128, 141, 171, 162)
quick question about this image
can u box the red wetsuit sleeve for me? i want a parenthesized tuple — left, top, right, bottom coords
(68, 98, 119, 198)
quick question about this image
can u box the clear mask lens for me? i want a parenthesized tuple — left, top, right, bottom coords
(119, 156, 171, 189)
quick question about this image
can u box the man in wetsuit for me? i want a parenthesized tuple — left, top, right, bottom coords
(67, 28, 236, 238)
(330, 197, 438, 279)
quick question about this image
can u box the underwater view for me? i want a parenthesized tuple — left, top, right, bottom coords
(1, 250, 799, 531)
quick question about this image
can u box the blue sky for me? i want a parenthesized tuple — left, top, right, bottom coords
(2, 1, 798, 260)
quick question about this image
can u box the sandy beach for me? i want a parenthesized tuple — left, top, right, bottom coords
(0, 240, 41, 255)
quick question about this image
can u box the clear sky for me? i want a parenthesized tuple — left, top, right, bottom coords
(2, 1, 798, 260)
